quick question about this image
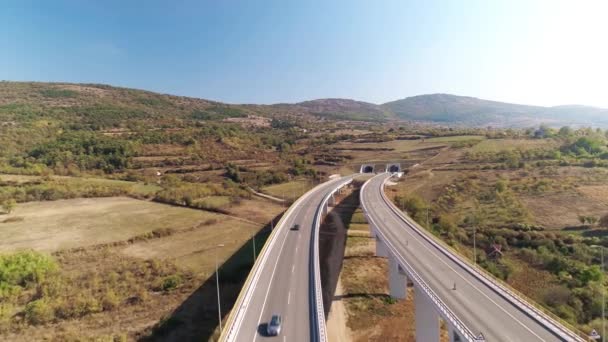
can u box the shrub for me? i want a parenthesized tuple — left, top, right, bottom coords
(155, 274, 183, 292)
(0, 251, 57, 289)
(102, 290, 120, 311)
(25, 299, 55, 324)
(599, 213, 608, 228)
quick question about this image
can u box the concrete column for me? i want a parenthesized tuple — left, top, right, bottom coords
(448, 324, 462, 342)
(369, 224, 377, 238)
(375, 237, 388, 257)
(329, 193, 335, 206)
(388, 254, 407, 299)
(415, 286, 440, 342)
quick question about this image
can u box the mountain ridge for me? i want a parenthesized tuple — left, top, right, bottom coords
(1, 81, 607, 127)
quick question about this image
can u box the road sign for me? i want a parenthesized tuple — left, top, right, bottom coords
(590, 329, 601, 340)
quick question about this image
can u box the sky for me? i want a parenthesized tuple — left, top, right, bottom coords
(2, 0, 608, 107)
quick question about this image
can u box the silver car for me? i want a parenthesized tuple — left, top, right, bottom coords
(266, 314, 282, 336)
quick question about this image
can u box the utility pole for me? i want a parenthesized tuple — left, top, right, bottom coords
(592, 245, 605, 342)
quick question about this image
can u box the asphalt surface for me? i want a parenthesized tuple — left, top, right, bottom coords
(361, 173, 580, 342)
(232, 176, 351, 342)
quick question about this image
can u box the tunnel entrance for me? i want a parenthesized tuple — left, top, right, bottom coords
(387, 164, 400, 173)
(359, 164, 375, 173)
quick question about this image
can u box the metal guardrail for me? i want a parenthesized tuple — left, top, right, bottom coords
(377, 173, 587, 342)
(360, 178, 484, 342)
(311, 177, 353, 342)
(220, 176, 352, 342)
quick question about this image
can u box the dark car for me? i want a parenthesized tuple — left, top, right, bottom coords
(266, 314, 282, 336)
(291, 223, 300, 231)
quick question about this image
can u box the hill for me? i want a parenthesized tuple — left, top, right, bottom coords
(289, 98, 396, 121)
(382, 94, 608, 128)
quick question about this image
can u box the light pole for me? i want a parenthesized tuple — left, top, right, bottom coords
(215, 243, 225, 333)
(592, 245, 605, 342)
(252, 232, 256, 262)
(473, 226, 477, 265)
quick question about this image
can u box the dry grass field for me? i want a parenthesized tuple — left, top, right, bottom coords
(0, 197, 219, 252)
(0, 195, 285, 341)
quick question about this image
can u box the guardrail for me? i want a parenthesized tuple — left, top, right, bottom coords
(360, 179, 483, 342)
(377, 173, 588, 342)
(310, 177, 353, 342)
(220, 176, 352, 342)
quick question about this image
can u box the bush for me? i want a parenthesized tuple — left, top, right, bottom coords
(599, 213, 608, 228)
(102, 290, 120, 311)
(25, 299, 55, 324)
(0, 251, 57, 290)
(155, 274, 183, 292)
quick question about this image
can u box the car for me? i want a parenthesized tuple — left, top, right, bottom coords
(266, 314, 282, 336)
(291, 223, 300, 231)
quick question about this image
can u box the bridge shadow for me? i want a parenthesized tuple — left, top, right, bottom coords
(319, 187, 360, 317)
(342, 255, 381, 260)
(333, 293, 391, 300)
(138, 212, 284, 342)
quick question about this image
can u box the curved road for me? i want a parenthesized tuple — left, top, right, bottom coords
(361, 173, 583, 342)
(225, 176, 352, 342)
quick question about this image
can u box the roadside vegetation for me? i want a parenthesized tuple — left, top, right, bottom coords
(388, 125, 608, 334)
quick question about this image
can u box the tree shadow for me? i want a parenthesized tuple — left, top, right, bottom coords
(138, 212, 284, 342)
(319, 188, 360, 317)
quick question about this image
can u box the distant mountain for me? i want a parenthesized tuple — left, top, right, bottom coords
(272, 98, 396, 122)
(382, 94, 608, 128)
(2, 81, 607, 127)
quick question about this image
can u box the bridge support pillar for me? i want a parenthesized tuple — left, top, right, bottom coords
(388, 254, 407, 299)
(448, 324, 461, 342)
(329, 193, 336, 206)
(415, 288, 440, 342)
(375, 237, 388, 258)
(369, 224, 377, 238)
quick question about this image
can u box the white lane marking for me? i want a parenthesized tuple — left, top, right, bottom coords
(291, 265, 295, 273)
(252, 219, 292, 342)
(287, 291, 291, 305)
(368, 176, 547, 341)
(283, 336, 286, 342)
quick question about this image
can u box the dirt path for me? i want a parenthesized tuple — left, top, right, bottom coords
(326, 277, 353, 342)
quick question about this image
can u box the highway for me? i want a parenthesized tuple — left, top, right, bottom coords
(222, 176, 352, 342)
(361, 173, 584, 342)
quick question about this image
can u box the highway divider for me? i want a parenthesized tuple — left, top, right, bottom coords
(310, 177, 353, 342)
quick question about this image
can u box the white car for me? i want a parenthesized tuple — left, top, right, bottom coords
(266, 314, 282, 336)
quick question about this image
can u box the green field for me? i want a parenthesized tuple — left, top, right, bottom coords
(262, 179, 313, 200)
(425, 135, 486, 143)
(0, 174, 162, 196)
(471, 138, 559, 152)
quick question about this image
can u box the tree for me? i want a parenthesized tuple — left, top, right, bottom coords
(599, 213, 608, 228)
(558, 126, 573, 137)
(2, 199, 16, 214)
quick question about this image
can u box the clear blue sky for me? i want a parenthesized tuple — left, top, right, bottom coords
(2, 0, 607, 107)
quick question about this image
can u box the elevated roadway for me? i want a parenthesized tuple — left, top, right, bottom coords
(361, 172, 585, 341)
